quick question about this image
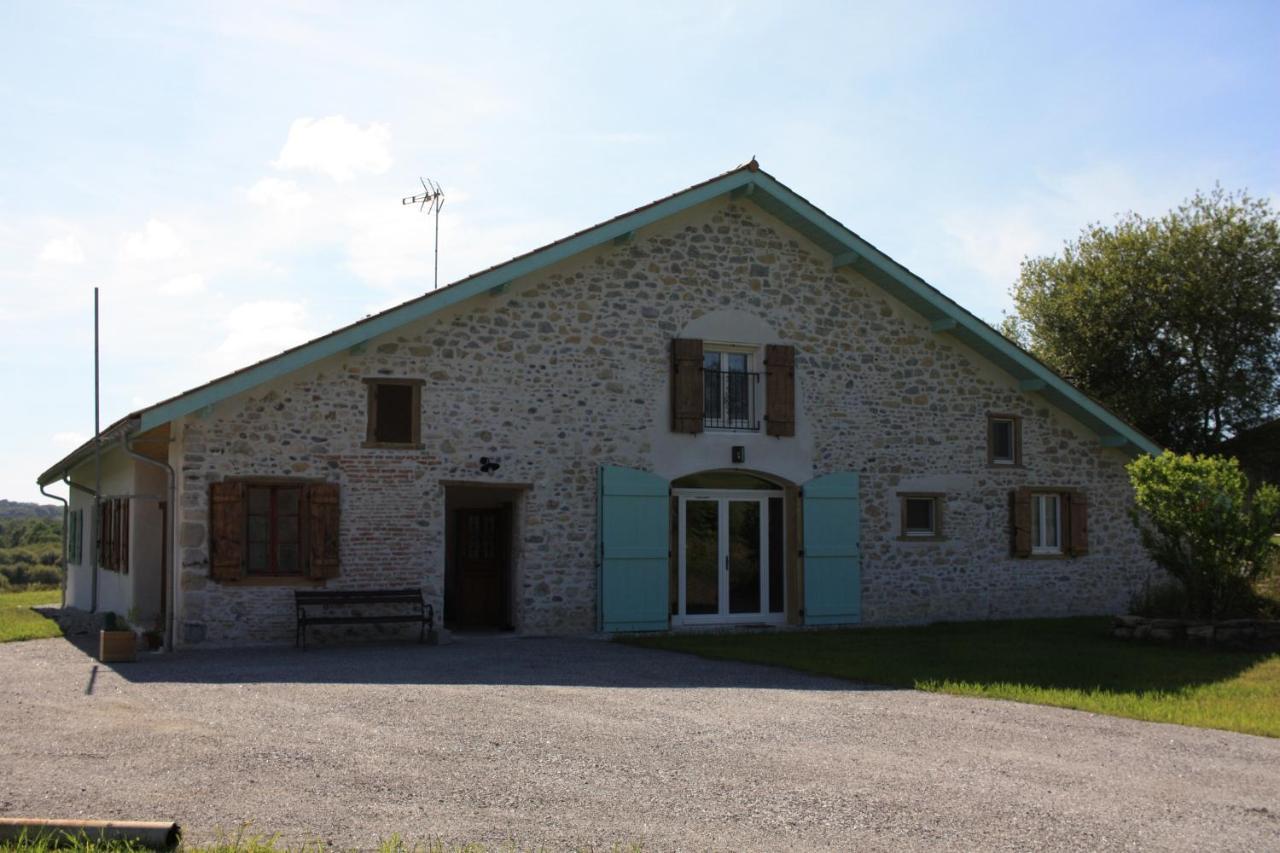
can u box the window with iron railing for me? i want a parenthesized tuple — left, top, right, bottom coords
(703, 350, 761, 431)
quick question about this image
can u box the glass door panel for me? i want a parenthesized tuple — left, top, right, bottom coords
(684, 500, 719, 615)
(728, 500, 761, 614)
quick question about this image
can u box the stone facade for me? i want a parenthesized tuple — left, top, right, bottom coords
(170, 197, 1155, 645)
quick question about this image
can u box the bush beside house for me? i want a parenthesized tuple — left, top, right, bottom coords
(1124, 453, 1279, 634)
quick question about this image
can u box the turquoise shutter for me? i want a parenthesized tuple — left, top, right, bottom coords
(598, 465, 670, 632)
(802, 472, 861, 625)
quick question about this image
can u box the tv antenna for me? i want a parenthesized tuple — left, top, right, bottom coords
(402, 177, 445, 289)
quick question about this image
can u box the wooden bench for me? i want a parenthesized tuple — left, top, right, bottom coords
(294, 588, 434, 650)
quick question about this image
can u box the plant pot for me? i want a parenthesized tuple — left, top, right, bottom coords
(99, 630, 137, 663)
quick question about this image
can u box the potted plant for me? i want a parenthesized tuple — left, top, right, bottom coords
(98, 612, 137, 663)
(142, 629, 163, 651)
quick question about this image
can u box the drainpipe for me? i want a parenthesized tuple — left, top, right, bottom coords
(92, 286, 101, 614)
(39, 482, 69, 609)
(121, 435, 177, 653)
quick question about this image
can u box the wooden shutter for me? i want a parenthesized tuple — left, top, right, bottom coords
(98, 501, 108, 568)
(109, 500, 119, 571)
(1011, 487, 1032, 558)
(764, 344, 796, 437)
(1067, 491, 1089, 556)
(120, 499, 130, 574)
(306, 482, 341, 580)
(670, 338, 704, 434)
(209, 481, 246, 582)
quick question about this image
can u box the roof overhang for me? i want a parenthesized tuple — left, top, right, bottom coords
(36, 415, 140, 487)
(38, 161, 1161, 486)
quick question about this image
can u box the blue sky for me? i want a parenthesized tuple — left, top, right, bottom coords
(2, 1, 1278, 502)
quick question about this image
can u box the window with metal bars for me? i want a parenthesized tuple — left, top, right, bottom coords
(702, 350, 760, 431)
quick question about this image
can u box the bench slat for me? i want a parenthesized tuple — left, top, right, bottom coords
(301, 615, 425, 625)
(294, 587, 433, 649)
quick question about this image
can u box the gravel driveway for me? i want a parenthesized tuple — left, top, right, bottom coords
(1, 631, 1278, 851)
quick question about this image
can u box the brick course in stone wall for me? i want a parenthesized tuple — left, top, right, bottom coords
(173, 199, 1155, 644)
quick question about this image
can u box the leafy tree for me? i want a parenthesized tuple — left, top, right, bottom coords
(0, 517, 62, 548)
(1004, 187, 1280, 453)
(1127, 452, 1279, 619)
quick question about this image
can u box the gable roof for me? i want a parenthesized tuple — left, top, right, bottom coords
(37, 160, 1161, 485)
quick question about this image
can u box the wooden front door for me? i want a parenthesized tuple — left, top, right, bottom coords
(454, 507, 510, 628)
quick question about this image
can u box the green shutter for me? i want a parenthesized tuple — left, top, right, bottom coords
(598, 465, 670, 632)
(802, 472, 861, 625)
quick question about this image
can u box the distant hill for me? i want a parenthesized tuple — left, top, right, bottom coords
(0, 500, 62, 520)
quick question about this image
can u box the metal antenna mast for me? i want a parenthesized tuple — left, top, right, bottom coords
(402, 177, 445, 289)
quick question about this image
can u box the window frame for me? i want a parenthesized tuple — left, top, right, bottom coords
(702, 343, 760, 432)
(897, 492, 945, 541)
(1030, 491, 1063, 555)
(363, 377, 425, 449)
(244, 481, 306, 577)
(987, 413, 1022, 467)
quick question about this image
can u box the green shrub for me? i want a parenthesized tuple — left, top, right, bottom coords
(1129, 577, 1191, 618)
(1127, 452, 1280, 619)
(26, 566, 62, 587)
(0, 517, 62, 548)
(0, 564, 62, 589)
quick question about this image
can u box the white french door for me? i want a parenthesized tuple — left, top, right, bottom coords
(673, 489, 785, 626)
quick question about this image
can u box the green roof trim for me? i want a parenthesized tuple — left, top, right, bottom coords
(119, 161, 1158, 455)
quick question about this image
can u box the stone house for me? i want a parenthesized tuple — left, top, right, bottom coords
(38, 160, 1162, 647)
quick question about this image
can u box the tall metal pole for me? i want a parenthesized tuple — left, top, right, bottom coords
(433, 199, 441, 290)
(91, 287, 100, 613)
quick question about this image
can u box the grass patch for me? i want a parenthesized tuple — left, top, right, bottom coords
(0, 587, 62, 643)
(625, 617, 1280, 738)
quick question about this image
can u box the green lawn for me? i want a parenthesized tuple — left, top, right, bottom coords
(0, 588, 63, 643)
(626, 617, 1280, 738)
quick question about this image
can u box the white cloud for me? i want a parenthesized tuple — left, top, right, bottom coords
(158, 273, 206, 296)
(272, 116, 392, 182)
(122, 219, 185, 262)
(940, 163, 1187, 290)
(213, 300, 315, 369)
(39, 235, 84, 264)
(246, 177, 312, 211)
(51, 431, 87, 448)
(942, 208, 1047, 284)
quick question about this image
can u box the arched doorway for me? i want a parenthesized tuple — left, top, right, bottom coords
(670, 470, 790, 626)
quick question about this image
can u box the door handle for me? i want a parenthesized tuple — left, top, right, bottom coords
(724, 554, 729, 573)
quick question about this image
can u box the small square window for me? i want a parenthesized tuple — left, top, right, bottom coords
(899, 493, 944, 539)
(988, 414, 1021, 466)
(364, 379, 423, 448)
